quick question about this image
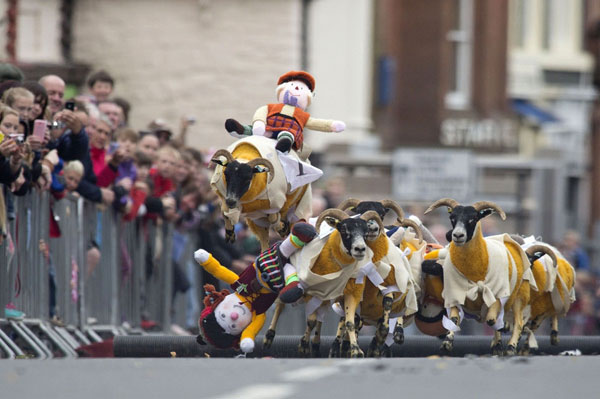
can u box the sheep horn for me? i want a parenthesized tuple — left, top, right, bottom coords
(315, 208, 349, 234)
(424, 198, 459, 215)
(246, 158, 275, 183)
(400, 219, 423, 244)
(526, 244, 557, 268)
(473, 201, 506, 220)
(337, 198, 361, 213)
(211, 149, 234, 165)
(381, 199, 405, 222)
(360, 210, 384, 232)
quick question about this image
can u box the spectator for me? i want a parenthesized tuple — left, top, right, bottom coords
(2, 87, 34, 122)
(0, 63, 24, 83)
(148, 118, 173, 147)
(137, 132, 159, 161)
(150, 146, 179, 197)
(113, 97, 131, 126)
(22, 81, 49, 121)
(98, 100, 124, 130)
(87, 70, 114, 103)
(561, 229, 591, 271)
(51, 160, 85, 200)
(39, 75, 65, 116)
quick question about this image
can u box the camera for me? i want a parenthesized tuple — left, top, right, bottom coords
(47, 120, 66, 130)
(65, 100, 75, 111)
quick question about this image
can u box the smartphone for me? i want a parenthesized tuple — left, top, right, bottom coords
(65, 100, 75, 111)
(108, 141, 120, 155)
(33, 119, 46, 140)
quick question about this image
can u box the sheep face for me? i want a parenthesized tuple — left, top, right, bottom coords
(446, 205, 493, 246)
(214, 160, 268, 209)
(335, 218, 369, 260)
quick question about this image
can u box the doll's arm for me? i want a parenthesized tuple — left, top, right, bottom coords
(305, 117, 345, 133)
(252, 106, 268, 135)
(239, 312, 266, 353)
(194, 249, 239, 285)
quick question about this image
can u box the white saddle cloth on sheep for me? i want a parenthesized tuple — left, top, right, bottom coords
(210, 136, 316, 225)
(442, 230, 533, 312)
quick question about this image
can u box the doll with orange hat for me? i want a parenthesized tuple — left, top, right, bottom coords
(194, 222, 317, 353)
(225, 70, 346, 153)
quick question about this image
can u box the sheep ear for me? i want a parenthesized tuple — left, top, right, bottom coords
(421, 260, 443, 276)
(324, 216, 339, 228)
(527, 252, 545, 264)
(446, 207, 452, 214)
(478, 208, 493, 219)
(211, 157, 227, 166)
(253, 165, 270, 173)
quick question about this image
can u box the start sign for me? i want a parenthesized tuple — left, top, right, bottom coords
(392, 148, 474, 202)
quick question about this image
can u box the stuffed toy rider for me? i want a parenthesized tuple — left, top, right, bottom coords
(194, 222, 317, 353)
(225, 70, 346, 153)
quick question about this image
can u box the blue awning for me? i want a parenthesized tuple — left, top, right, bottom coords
(511, 99, 560, 124)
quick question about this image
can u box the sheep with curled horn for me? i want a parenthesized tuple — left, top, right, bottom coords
(263, 208, 381, 358)
(328, 199, 422, 357)
(424, 198, 541, 356)
(511, 239, 575, 354)
(210, 136, 314, 251)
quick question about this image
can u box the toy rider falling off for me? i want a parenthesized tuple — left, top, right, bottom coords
(225, 70, 346, 154)
(194, 222, 317, 353)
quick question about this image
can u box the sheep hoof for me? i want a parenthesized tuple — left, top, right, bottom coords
(311, 341, 321, 357)
(341, 340, 350, 357)
(518, 343, 530, 356)
(440, 339, 453, 353)
(550, 330, 559, 346)
(350, 344, 364, 358)
(263, 329, 276, 349)
(225, 229, 236, 243)
(276, 220, 290, 238)
(381, 344, 392, 358)
(367, 337, 380, 358)
(298, 338, 311, 357)
(505, 344, 517, 356)
(491, 342, 504, 356)
(329, 338, 341, 358)
(486, 318, 496, 327)
(393, 325, 404, 345)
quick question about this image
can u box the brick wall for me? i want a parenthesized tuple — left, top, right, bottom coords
(72, 0, 302, 151)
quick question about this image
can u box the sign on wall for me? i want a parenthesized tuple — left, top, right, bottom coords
(440, 118, 518, 150)
(392, 148, 474, 202)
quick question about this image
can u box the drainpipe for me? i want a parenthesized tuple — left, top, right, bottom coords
(6, 0, 17, 63)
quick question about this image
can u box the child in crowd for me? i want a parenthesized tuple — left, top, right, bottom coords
(124, 150, 153, 221)
(150, 145, 180, 197)
(50, 160, 85, 200)
(111, 128, 139, 213)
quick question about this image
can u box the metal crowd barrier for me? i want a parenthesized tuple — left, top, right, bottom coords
(0, 191, 181, 358)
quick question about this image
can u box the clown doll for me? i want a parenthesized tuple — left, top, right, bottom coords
(194, 222, 317, 353)
(225, 70, 346, 154)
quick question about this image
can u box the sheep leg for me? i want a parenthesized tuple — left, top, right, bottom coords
(263, 300, 285, 349)
(491, 330, 504, 355)
(246, 219, 270, 252)
(376, 294, 394, 346)
(485, 299, 502, 327)
(222, 210, 236, 244)
(299, 312, 317, 357)
(441, 306, 459, 353)
(506, 298, 525, 356)
(267, 213, 288, 238)
(329, 318, 345, 358)
(550, 315, 560, 345)
(311, 321, 322, 357)
(344, 295, 364, 358)
(393, 316, 405, 345)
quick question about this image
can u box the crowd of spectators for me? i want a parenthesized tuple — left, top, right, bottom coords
(0, 64, 259, 334)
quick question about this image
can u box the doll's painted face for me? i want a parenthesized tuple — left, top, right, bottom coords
(277, 80, 312, 110)
(214, 294, 253, 335)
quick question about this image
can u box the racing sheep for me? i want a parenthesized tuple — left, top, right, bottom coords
(210, 135, 313, 250)
(424, 198, 544, 355)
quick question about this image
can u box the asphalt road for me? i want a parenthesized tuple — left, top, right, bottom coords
(1, 356, 598, 399)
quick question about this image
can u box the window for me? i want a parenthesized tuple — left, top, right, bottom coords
(445, 0, 474, 110)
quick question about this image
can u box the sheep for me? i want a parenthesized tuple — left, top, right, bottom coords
(424, 198, 543, 355)
(512, 237, 575, 354)
(210, 135, 313, 250)
(329, 198, 423, 357)
(262, 208, 381, 358)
